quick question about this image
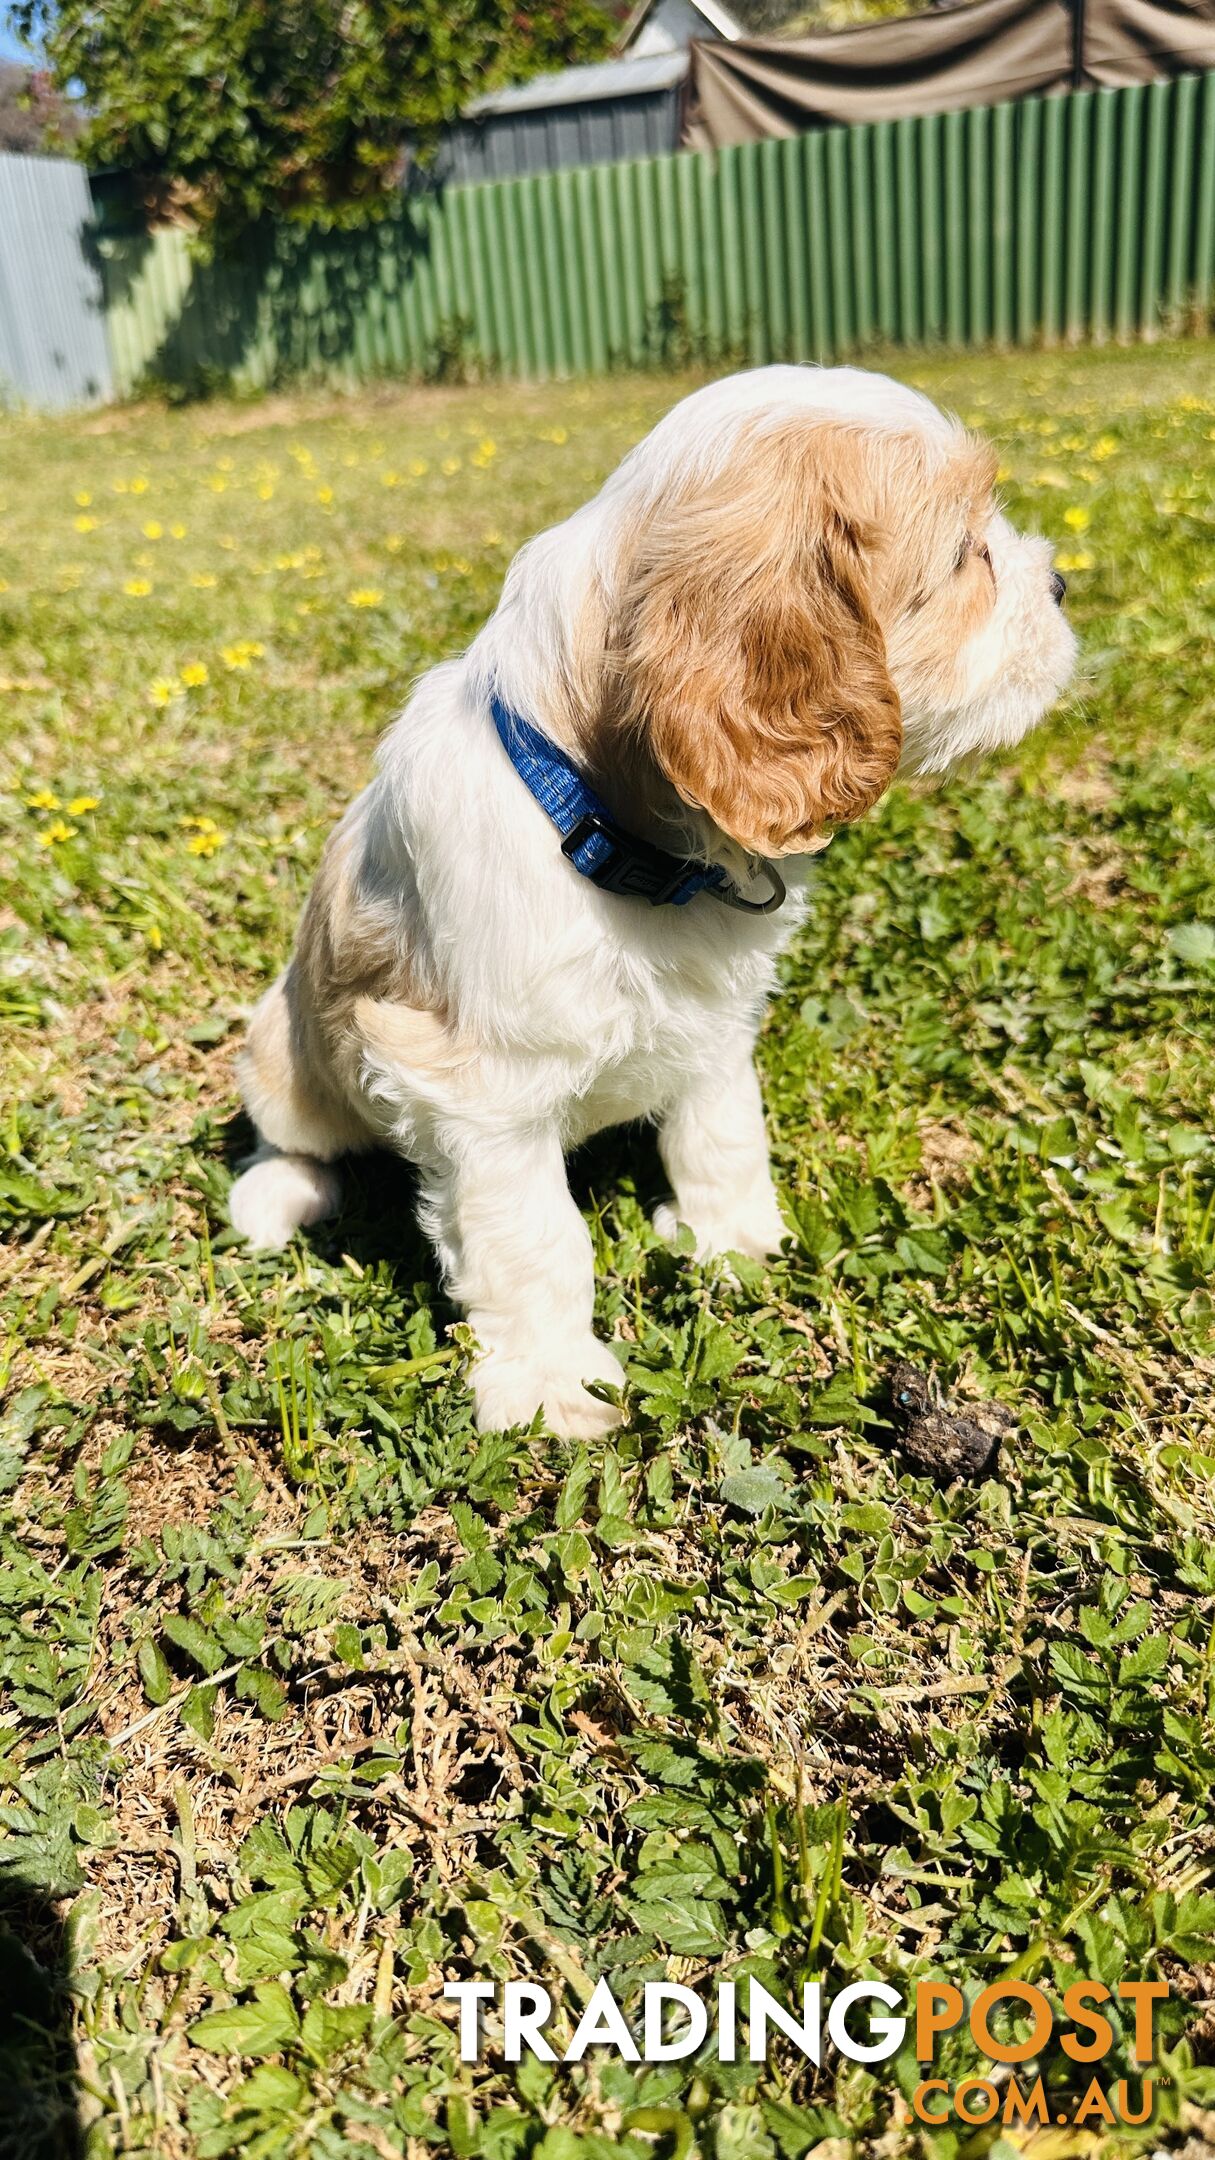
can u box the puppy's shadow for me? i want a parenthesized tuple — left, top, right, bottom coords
(0, 1875, 82, 2160)
(567, 1120, 667, 1224)
(328, 1149, 436, 1275)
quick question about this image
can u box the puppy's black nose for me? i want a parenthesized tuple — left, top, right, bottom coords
(1050, 569, 1068, 606)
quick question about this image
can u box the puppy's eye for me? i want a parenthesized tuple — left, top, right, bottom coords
(976, 540, 992, 569)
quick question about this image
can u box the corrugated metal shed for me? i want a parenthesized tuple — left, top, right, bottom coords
(439, 52, 687, 183)
(0, 153, 112, 409)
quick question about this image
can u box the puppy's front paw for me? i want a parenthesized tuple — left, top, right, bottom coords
(472, 1339, 624, 1440)
(654, 1196, 787, 1264)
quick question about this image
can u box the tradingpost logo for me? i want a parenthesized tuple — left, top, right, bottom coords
(444, 1971, 1165, 2127)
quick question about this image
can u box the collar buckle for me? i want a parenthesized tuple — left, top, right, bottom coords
(561, 811, 705, 906)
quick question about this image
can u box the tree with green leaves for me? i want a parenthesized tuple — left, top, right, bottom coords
(9, 0, 617, 245)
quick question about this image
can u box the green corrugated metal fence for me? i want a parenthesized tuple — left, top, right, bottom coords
(98, 70, 1215, 397)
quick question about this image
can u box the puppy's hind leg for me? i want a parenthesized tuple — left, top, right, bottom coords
(229, 1146, 342, 1252)
(229, 968, 364, 1252)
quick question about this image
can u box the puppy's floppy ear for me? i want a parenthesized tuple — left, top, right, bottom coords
(606, 421, 902, 855)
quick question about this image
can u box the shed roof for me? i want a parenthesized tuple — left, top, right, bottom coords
(463, 49, 687, 119)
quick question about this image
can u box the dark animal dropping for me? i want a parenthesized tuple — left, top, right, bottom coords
(888, 1361, 1013, 1480)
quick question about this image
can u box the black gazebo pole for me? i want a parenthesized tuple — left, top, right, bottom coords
(1073, 0, 1088, 91)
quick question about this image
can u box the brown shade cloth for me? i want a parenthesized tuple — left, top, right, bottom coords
(687, 0, 1215, 145)
(1085, 0, 1215, 78)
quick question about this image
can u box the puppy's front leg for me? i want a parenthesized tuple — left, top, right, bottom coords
(656, 1045, 787, 1263)
(423, 1120, 623, 1440)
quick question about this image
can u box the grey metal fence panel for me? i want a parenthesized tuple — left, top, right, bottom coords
(0, 153, 112, 409)
(441, 86, 682, 184)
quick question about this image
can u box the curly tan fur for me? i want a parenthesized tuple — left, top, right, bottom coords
(601, 422, 904, 856)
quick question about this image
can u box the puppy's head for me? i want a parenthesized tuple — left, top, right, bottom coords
(599, 400, 1075, 857)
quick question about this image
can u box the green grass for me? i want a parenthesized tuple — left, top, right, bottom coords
(2, 344, 1215, 2160)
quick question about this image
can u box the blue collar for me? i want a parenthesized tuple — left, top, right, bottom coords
(489, 690, 785, 913)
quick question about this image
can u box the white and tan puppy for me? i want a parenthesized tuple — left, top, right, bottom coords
(230, 365, 1075, 1439)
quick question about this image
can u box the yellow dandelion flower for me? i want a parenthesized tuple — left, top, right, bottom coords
(482, 528, 502, 546)
(218, 456, 234, 472)
(143, 520, 163, 540)
(1063, 506, 1091, 532)
(134, 551, 154, 569)
(220, 640, 265, 670)
(209, 477, 227, 493)
(0, 579, 8, 592)
(181, 815, 224, 856)
(180, 661, 209, 688)
(130, 476, 149, 495)
(382, 471, 401, 488)
(408, 458, 429, 478)
(1091, 436, 1118, 459)
(37, 819, 77, 846)
(1056, 550, 1093, 573)
(124, 578, 152, 597)
(26, 788, 60, 811)
(66, 795, 100, 815)
(73, 514, 98, 534)
(113, 479, 129, 494)
(441, 457, 462, 476)
(170, 522, 187, 539)
(148, 678, 176, 707)
(347, 588, 382, 609)
(539, 426, 568, 446)
(257, 482, 274, 501)
(191, 571, 217, 589)
(146, 922, 163, 951)
(74, 491, 91, 507)
(317, 485, 334, 505)
(384, 534, 403, 553)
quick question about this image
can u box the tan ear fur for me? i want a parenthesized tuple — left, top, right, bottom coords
(605, 422, 903, 856)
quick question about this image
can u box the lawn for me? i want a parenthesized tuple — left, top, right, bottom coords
(2, 341, 1215, 2160)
